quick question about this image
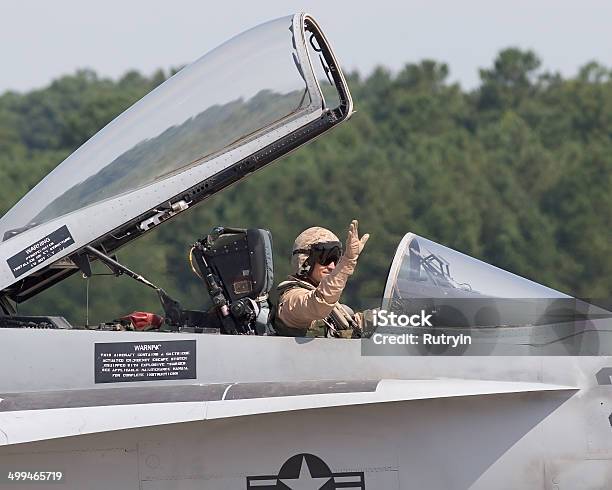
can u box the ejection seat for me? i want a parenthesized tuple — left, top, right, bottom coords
(160, 227, 275, 335)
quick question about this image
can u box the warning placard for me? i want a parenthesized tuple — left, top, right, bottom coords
(7, 225, 75, 278)
(94, 340, 196, 383)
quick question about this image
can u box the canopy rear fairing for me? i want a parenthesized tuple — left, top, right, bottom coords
(0, 13, 353, 303)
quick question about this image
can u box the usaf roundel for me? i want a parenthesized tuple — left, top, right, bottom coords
(246, 453, 365, 489)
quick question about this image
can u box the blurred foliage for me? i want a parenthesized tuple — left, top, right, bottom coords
(0, 49, 610, 325)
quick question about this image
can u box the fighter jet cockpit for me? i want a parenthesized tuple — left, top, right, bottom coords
(0, 13, 353, 327)
(0, 13, 608, 352)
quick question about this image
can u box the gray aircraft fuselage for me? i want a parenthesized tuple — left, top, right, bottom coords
(0, 329, 611, 489)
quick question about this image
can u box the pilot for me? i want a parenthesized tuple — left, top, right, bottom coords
(274, 220, 369, 338)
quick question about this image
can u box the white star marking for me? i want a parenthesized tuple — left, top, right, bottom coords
(279, 455, 332, 490)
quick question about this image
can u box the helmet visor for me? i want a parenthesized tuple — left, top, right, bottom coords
(310, 241, 343, 266)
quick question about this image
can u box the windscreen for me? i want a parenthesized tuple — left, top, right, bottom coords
(386, 234, 569, 300)
(0, 15, 310, 242)
(383, 234, 577, 327)
(364, 233, 612, 355)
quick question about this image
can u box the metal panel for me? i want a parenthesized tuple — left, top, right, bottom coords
(546, 459, 612, 489)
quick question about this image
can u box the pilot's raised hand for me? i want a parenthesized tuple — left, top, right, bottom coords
(344, 219, 369, 261)
(310, 220, 367, 309)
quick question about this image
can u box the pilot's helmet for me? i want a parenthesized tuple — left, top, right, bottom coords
(291, 226, 342, 277)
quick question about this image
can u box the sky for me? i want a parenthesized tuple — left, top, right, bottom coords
(1, 1, 611, 94)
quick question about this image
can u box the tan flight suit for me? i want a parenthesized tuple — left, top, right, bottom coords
(275, 255, 364, 338)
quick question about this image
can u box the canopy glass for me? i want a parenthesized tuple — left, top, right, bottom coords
(383, 233, 575, 327)
(0, 15, 310, 242)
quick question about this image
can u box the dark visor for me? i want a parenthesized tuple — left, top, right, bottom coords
(294, 241, 343, 267)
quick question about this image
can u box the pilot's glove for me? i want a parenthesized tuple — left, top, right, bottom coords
(344, 219, 369, 262)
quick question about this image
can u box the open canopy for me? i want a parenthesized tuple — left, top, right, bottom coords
(0, 13, 353, 304)
(1, 16, 313, 241)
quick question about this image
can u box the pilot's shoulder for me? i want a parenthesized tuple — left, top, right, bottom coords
(278, 283, 308, 303)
